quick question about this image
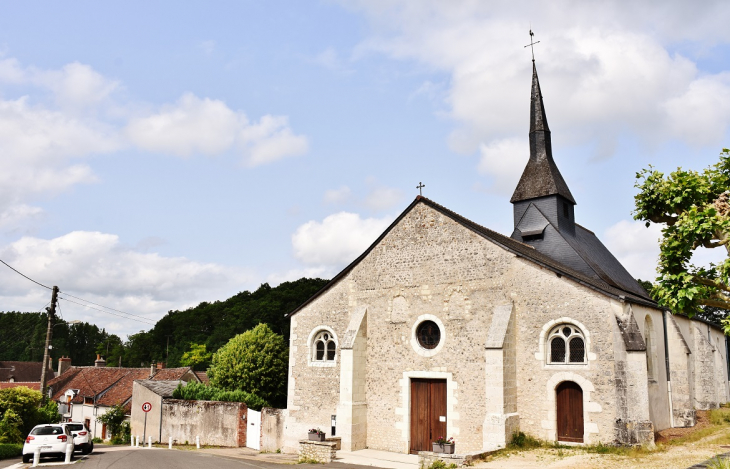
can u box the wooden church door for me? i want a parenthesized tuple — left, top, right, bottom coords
(410, 379, 447, 454)
(556, 381, 584, 442)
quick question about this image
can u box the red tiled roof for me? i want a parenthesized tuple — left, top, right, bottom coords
(47, 366, 195, 409)
(0, 361, 54, 382)
(0, 382, 41, 390)
(194, 371, 209, 384)
(152, 367, 194, 381)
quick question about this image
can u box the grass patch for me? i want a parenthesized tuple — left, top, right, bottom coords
(710, 408, 730, 426)
(508, 431, 544, 450)
(297, 456, 323, 464)
(0, 443, 22, 460)
(425, 461, 457, 469)
(707, 456, 730, 469)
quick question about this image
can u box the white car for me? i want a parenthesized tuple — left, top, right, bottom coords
(22, 424, 75, 463)
(63, 422, 94, 454)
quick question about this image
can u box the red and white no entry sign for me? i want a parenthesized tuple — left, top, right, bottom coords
(142, 402, 152, 413)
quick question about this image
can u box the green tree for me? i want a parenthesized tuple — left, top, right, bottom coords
(96, 404, 127, 440)
(179, 343, 212, 370)
(0, 387, 59, 444)
(634, 149, 730, 330)
(172, 382, 268, 411)
(207, 323, 288, 408)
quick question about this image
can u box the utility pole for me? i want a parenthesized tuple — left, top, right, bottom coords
(40, 286, 59, 404)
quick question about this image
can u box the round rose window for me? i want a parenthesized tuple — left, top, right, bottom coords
(416, 320, 441, 350)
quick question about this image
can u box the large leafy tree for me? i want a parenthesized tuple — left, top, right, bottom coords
(0, 387, 59, 444)
(207, 323, 288, 408)
(634, 149, 730, 330)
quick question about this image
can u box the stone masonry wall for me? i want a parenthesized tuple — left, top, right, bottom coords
(284, 202, 645, 452)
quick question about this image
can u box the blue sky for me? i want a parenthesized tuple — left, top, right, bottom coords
(0, 1, 728, 337)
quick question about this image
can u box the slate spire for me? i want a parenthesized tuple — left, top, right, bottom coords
(510, 62, 575, 204)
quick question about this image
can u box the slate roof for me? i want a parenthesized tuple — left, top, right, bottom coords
(0, 361, 54, 383)
(135, 379, 184, 399)
(511, 63, 575, 204)
(286, 196, 658, 318)
(47, 365, 198, 412)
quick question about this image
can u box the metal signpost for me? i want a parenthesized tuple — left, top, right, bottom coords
(142, 402, 152, 444)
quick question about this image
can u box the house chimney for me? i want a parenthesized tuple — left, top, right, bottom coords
(58, 356, 72, 376)
(150, 364, 155, 378)
(156, 362, 165, 370)
(94, 354, 106, 368)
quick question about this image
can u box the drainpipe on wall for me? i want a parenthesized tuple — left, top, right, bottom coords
(662, 310, 674, 428)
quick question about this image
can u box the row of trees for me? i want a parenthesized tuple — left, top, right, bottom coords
(0, 278, 327, 369)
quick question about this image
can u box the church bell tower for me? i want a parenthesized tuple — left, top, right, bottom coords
(510, 62, 577, 243)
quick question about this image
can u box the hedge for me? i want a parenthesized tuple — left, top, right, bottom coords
(0, 443, 22, 460)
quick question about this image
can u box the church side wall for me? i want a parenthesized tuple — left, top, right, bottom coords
(634, 305, 671, 432)
(509, 259, 620, 445)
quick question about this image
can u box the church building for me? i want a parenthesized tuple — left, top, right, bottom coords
(282, 62, 730, 454)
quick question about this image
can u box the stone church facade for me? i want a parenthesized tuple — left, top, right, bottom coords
(282, 64, 730, 454)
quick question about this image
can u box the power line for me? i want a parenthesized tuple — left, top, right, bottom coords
(58, 296, 156, 326)
(0, 259, 52, 290)
(59, 290, 155, 323)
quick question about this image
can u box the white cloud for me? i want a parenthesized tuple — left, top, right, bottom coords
(324, 186, 352, 204)
(478, 139, 528, 195)
(603, 219, 727, 282)
(35, 62, 120, 111)
(350, 1, 730, 156)
(0, 231, 252, 336)
(126, 93, 239, 157)
(239, 114, 309, 166)
(292, 212, 392, 266)
(126, 94, 308, 165)
(0, 205, 44, 231)
(603, 220, 662, 280)
(364, 186, 403, 211)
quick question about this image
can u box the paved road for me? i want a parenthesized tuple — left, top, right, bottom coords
(0, 446, 375, 469)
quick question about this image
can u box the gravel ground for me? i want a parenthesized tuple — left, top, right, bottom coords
(473, 412, 730, 469)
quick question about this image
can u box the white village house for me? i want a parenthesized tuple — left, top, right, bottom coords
(282, 63, 730, 455)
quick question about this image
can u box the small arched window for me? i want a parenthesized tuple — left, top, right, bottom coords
(312, 331, 336, 362)
(548, 325, 586, 364)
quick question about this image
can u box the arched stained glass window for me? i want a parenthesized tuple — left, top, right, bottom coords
(312, 331, 337, 363)
(547, 324, 587, 364)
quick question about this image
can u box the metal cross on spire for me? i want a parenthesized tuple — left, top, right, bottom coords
(416, 182, 425, 196)
(524, 29, 540, 62)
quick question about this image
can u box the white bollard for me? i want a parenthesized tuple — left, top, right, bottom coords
(130, 435, 134, 448)
(65, 442, 73, 463)
(148, 436, 152, 448)
(196, 436, 200, 449)
(33, 447, 40, 467)
(135, 435, 139, 447)
(168, 437, 172, 449)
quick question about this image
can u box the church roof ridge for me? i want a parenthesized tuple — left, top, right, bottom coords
(285, 196, 656, 318)
(510, 62, 575, 204)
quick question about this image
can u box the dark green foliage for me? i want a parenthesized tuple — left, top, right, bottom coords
(0, 311, 123, 366)
(96, 405, 126, 439)
(0, 278, 328, 368)
(0, 443, 22, 459)
(121, 278, 327, 368)
(208, 324, 288, 408)
(172, 382, 268, 411)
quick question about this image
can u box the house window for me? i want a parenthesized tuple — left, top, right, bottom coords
(312, 331, 336, 362)
(547, 325, 586, 364)
(84, 397, 93, 405)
